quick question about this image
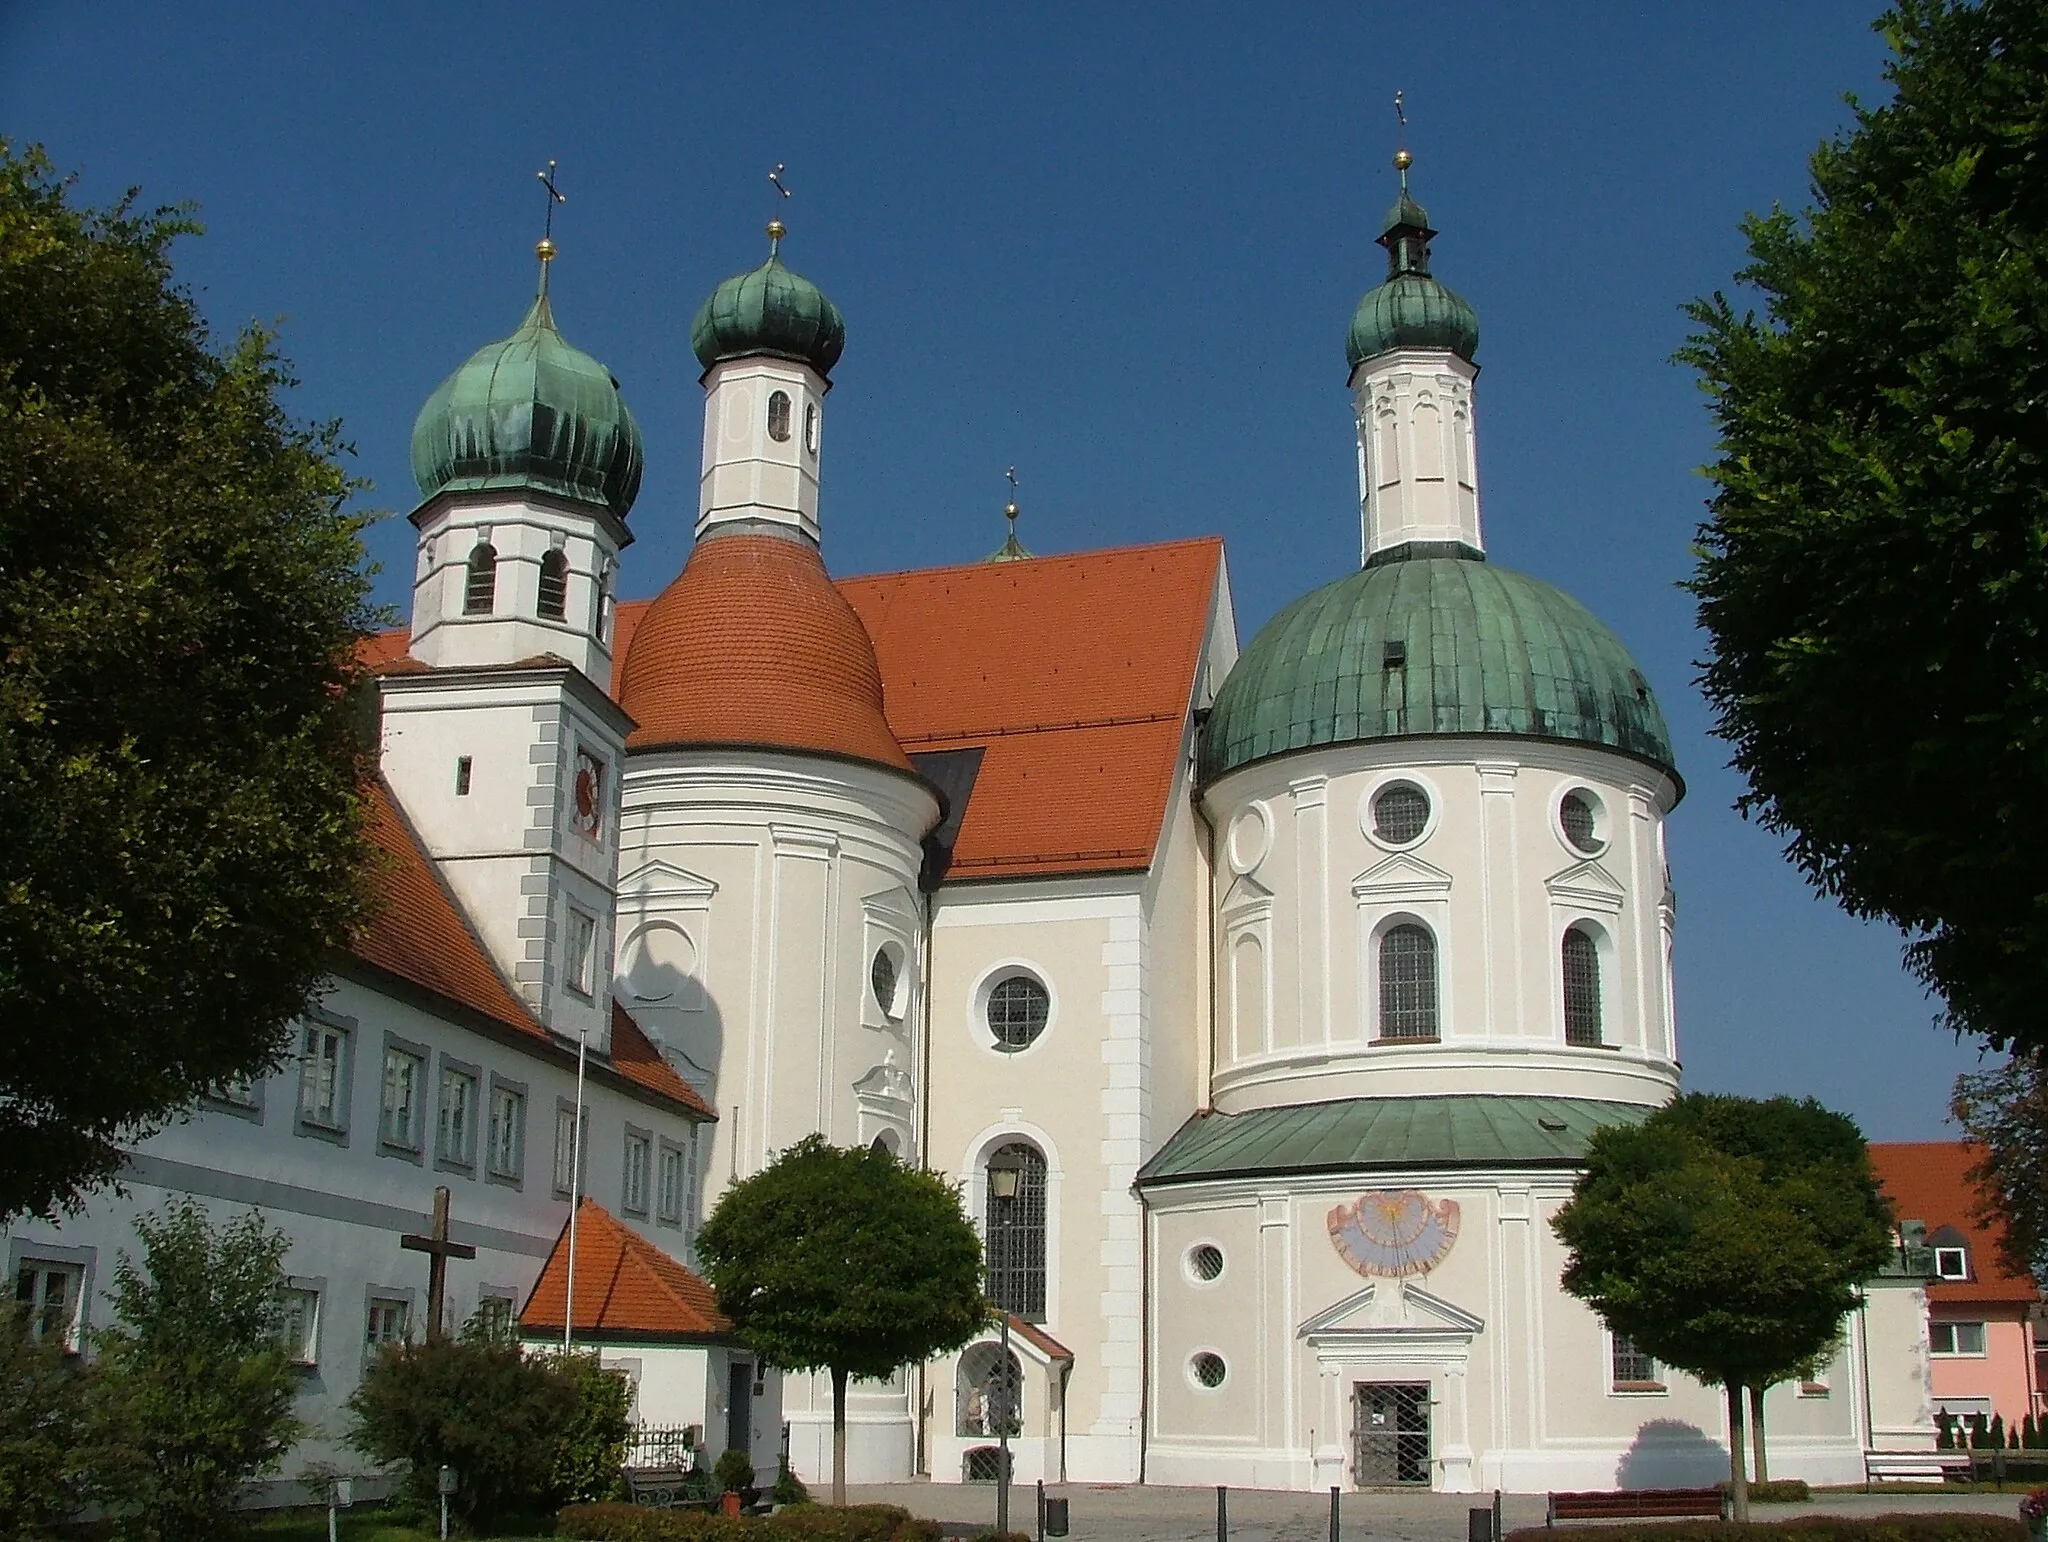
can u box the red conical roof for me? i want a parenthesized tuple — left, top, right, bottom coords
(617, 533, 912, 773)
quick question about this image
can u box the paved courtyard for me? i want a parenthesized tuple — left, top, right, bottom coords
(844, 1481, 2025, 1542)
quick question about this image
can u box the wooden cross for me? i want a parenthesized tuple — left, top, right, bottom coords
(401, 1185, 476, 1341)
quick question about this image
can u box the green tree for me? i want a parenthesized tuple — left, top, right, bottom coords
(0, 1299, 93, 1537)
(1678, 0, 2048, 1054)
(696, 1135, 988, 1506)
(0, 142, 379, 1221)
(547, 1350, 634, 1506)
(1950, 1051, 2048, 1284)
(89, 1201, 303, 1541)
(1552, 1095, 1893, 1521)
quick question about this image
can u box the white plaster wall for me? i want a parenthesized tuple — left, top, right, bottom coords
(1202, 737, 1681, 1112)
(698, 357, 826, 543)
(1350, 349, 1481, 559)
(1861, 1281, 1937, 1451)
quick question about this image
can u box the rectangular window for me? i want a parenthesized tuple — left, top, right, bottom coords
(1932, 1321, 1989, 1356)
(298, 1021, 349, 1131)
(15, 1261, 83, 1349)
(658, 1142, 685, 1225)
(366, 1295, 409, 1350)
(1611, 1333, 1662, 1389)
(488, 1083, 525, 1181)
(381, 1046, 425, 1150)
(208, 1077, 260, 1110)
(564, 910, 597, 998)
(554, 1105, 579, 1197)
(1935, 1247, 1970, 1280)
(437, 1065, 477, 1167)
(276, 1285, 320, 1366)
(623, 1131, 651, 1216)
(473, 1292, 514, 1343)
(454, 755, 473, 796)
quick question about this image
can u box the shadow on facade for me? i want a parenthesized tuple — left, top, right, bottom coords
(1615, 1419, 1729, 1489)
(620, 955, 723, 1111)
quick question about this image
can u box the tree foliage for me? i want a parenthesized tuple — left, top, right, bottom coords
(0, 142, 379, 1220)
(89, 1200, 303, 1541)
(1678, 0, 2048, 1051)
(1552, 1095, 1893, 1520)
(696, 1136, 987, 1504)
(0, 1300, 93, 1537)
(1951, 1050, 2048, 1284)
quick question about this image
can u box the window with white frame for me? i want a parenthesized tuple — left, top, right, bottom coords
(658, 1141, 685, 1225)
(366, 1295, 409, 1350)
(622, 1131, 651, 1216)
(564, 910, 597, 998)
(1931, 1321, 1988, 1356)
(15, 1260, 83, 1349)
(1935, 1246, 1969, 1280)
(297, 1020, 349, 1131)
(1378, 923, 1439, 1039)
(276, 1285, 320, 1366)
(1563, 926, 1603, 1046)
(380, 1044, 425, 1151)
(487, 1082, 524, 1181)
(1611, 1333, 1662, 1389)
(472, 1291, 515, 1344)
(437, 1064, 477, 1167)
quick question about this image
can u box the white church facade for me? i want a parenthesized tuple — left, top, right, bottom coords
(4, 166, 1942, 1496)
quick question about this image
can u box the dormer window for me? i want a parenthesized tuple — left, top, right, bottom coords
(767, 390, 792, 443)
(537, 548, 568, 621)
(1935, 1246, 1970, 1280)
(464, 543, 497, 616)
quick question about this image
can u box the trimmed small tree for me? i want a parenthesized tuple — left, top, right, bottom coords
(1552, 1094, 1892, 1521)
(696, 1135, 988, 1506)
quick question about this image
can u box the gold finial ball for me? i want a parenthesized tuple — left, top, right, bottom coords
(536, 236, 558, 262)
(1004, 503, 1020, 519)
(766, 218, 786, 241)
(1393, 148, 1413, 172)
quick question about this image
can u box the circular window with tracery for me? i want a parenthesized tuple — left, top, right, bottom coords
(986, 975, 1050, 1052)
(1187, 1244, 1224, 1283)
(1190, 1352, 1228, 1389)
(1372, 783, 1431, 845)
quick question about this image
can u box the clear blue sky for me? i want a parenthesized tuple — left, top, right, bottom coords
(4, 0, 1988, 1139)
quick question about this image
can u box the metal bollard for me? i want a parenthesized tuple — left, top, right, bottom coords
(1037, 1479, 1045, 1542)
(1217, 1484, 1228, 1542)
(1494, 1488, 1504, 1542)
(1329, 1485, 1340, 1542)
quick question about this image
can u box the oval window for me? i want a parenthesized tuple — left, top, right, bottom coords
(804, 402, 820, 456)
(1188, 1244, 1224, 1283)
(987, 975, 1050, 1052)
(1191, 1352, 1227, 1389)
(872, 946, 901, 1018)
(767, 390, 793, 443)
(1372, 783, 1430, 845)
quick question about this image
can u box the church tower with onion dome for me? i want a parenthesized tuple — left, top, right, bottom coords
(377, 235, 637, 1050)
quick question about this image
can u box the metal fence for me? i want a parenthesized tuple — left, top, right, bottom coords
(626, 1425, 699, 1470)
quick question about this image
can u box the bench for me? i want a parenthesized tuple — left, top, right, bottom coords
(1864, 1450, 1974, 1484)
(1547, 1488, 1729, 1527)
(623, 1466, 714, 1510)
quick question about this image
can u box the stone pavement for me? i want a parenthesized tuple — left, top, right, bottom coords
(842, 1481, 2025, 1542)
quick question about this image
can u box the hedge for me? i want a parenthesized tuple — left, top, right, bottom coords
(1513, 1518, 2028, 1542)
(557, 1502, 944, 1542)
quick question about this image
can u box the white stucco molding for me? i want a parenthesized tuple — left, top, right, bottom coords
(1298, 1280, 1487, 1346)
(1351, 851, 1455, 903)
(1544, 858, 1625, 917)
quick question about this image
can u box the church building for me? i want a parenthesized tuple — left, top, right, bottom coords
(4, 156, 1940, 1495)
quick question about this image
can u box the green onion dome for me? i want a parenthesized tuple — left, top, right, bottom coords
(1199, 551, 1678, 789)
(411, 293, 644, 518)
(1346, 189, 1480, 370)
(690, 224, 846, 378)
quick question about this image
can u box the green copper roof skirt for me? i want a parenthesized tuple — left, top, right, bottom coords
(1137, 1095, 1657, 1186)
(1198, 552, 1680, 787)
(691, 253, 846, 377)
(411, 294, 643, 518)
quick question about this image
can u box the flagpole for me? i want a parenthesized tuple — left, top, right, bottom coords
(564, 1025, 588, 1350)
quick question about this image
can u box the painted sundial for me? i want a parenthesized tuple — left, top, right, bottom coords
(1328, 1189, 1461, 1278)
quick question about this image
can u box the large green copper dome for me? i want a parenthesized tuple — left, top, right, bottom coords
(1347, 190, 1479, 369)
(690, 235, 845, 377)
(411, 294, 643, 518)
(1199, 553, 1678, 787)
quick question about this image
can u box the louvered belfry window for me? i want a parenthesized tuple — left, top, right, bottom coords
(1563, 927, 1603, 1046)
(537, 548, 569, 621)
(464, 543, 498, 615)
(984, 1143, 1048, 1322)
(1378, 924, 1439, 1039)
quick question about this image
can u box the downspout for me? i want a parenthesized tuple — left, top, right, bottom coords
(1136, 1178, 1151, 1484)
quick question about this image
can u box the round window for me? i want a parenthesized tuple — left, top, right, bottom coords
(871, 947, 901, 1018)
(1372, 783, 1431, 845)
(1191, 1352, 1227, 1389)
(1188, 1244, 1224, 1283)
(804, 401, 820, 456)
(766, 390, 793, 443)
(1560, 790, 1603, 854)
(987, 975, 1050, 1052)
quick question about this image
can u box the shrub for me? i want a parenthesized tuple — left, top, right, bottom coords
(557, 1501, 943, 1542)
(1512, 1518, 2029, 1542)
(770, 1458, 810, 1507)
(714, 1447, 756, 1494)
(548, 1351, 633, 1504)
(0, 1301, 92, 1536)
(1750, 1480, 1811, 1503)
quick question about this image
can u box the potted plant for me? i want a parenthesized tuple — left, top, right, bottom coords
(714, 1448, 757, 1516)
(2018, 1487, 2048, 1542)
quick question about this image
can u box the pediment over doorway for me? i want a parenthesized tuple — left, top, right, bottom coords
(1297, 1279, 1485, 1343)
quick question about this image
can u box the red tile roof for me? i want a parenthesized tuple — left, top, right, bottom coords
(520, 1199, 731, 1340)
(616, 534, 913, 773)
(1005, 1313, 1074, 1362)
(1869, 1141, 2040, 1305)
(611, 1000, 712, 1118)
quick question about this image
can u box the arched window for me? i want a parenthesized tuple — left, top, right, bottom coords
(766, 390, 792, 442)
(956, 1342, 1022, 1437)
(463, 543, 497, 616)
(984, 1142, 1047, 1322)
(1563, 927, 1602, 1046)
(537, 548, 568, 621)
(1378, 923, 1438, 1040)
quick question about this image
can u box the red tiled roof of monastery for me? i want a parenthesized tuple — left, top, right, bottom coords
(520, 1199, 732, 1340)
(616, 534, 913, 773)
(1869, 1141, 2040, 1305)
(610, 1000, 712, 1118)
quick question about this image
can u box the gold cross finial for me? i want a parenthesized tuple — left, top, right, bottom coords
(1392, 92, 1413, 187)
(535, 160, 566, 296)
(1005, 466, 1020, 519)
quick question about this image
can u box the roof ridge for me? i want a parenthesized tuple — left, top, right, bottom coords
(839, 533, 1225, 587)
